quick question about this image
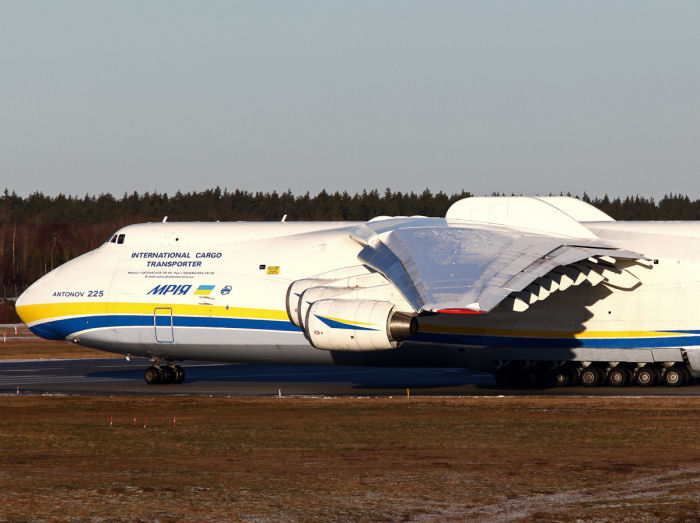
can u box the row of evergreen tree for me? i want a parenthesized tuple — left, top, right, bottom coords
(1, 188, 700, 297)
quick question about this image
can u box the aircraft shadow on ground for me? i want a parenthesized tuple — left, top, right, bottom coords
(86, 362, 493, 390)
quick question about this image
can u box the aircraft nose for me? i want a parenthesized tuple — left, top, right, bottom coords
(14, 247, 116, 341)
(15, 273, 67, 340)
(15, 282, 37, 323)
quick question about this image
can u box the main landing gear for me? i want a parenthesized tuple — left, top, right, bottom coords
(493, 361, 695, 388)
(144, 359, 186, 385)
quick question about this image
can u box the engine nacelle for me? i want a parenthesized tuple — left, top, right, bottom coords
(286, 279, 335, 327)
(297, 286, 352, 329)
(304, 299, 417, 351)
(285, 270, 388, 327)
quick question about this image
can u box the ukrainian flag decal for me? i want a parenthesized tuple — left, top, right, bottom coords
(194, 285, 216, 296)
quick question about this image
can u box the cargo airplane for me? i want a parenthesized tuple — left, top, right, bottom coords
(15, 196, 700, 387)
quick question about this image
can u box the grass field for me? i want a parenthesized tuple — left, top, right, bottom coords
(2, 328, 700, 520)
(0, 324, 120, 360)
(2, 395, 700, 521)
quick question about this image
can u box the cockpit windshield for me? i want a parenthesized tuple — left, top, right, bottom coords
(107, 234, 126, 244)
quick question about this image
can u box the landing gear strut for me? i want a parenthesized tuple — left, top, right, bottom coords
(144, 359, 185, 385)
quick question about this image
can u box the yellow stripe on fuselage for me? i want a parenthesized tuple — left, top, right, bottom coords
(16, 302, 688, 340)
(419, 324, 688, 339)
(16, 301, 289, 325)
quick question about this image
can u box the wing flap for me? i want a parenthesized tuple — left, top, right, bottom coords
(355, 218, 646, 314)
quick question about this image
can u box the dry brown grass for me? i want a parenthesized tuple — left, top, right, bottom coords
(1, 396, 700, 521)
(0, 325, 119, 360)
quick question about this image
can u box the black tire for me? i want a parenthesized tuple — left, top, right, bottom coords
(174, 365, 185, 384)
(553, 367, 574, 387)
(580, 366, 604, 387)
(145, 366, 161, 385)
(622, 367, 634, 386)
(680, 367, 693, 386)
(635, 365, 659, 387)
(663, 366, 684, 387)
(161, 366, 176, 384)
(522, 367, 548, 388)
(607, 367, 631, 387)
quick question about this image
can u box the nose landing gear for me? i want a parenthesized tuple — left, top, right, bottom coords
(144, 359, 186, 385)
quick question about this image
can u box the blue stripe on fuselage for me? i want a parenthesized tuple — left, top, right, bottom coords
(27, 313, 700, 349)
(29, 314, 302, 340)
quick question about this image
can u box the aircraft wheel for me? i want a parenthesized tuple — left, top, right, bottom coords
(680, 367, 693, 386)
(635, 365, 659, 387)
(621, 367, 634, 386)
(522, 367, 548, 388)
(174, 365, 185, 384)
(145, 366, 161, 385)
(161, 366, 176, 384)
(579, 366, 604, 387)
(607, 367, 631, 387)
(552, 367, 574, 387)
(663, 366, 684, 387)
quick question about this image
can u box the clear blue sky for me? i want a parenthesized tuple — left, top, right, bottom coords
(2, 1, 699, 199)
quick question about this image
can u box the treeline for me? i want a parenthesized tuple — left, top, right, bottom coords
(1, 187, 468, 297)
(2, 188, 700, 298)
(586, 194, 700, 221)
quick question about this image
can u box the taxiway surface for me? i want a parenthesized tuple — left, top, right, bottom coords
(2, 358, 700, 396)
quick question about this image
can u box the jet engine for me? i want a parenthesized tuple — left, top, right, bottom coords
(285, 268, 389, 327)
(304, 299, 417, 351)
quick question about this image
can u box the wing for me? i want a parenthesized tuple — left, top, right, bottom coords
(351, 203, 645, 314)
(286, 197, 648, 352)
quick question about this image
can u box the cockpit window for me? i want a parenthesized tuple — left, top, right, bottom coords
(106, 233, 126, 244)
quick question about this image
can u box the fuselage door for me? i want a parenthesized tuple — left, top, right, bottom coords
(154, 307, 174, 343)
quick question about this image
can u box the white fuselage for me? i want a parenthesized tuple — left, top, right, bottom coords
(15, 219, 700, 372)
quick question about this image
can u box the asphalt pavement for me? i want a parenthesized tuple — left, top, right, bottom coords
(2, 358, 700, 396)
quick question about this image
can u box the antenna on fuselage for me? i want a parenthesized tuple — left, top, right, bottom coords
(281, 214, 287, 222)
(163, 216, 168, 223)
